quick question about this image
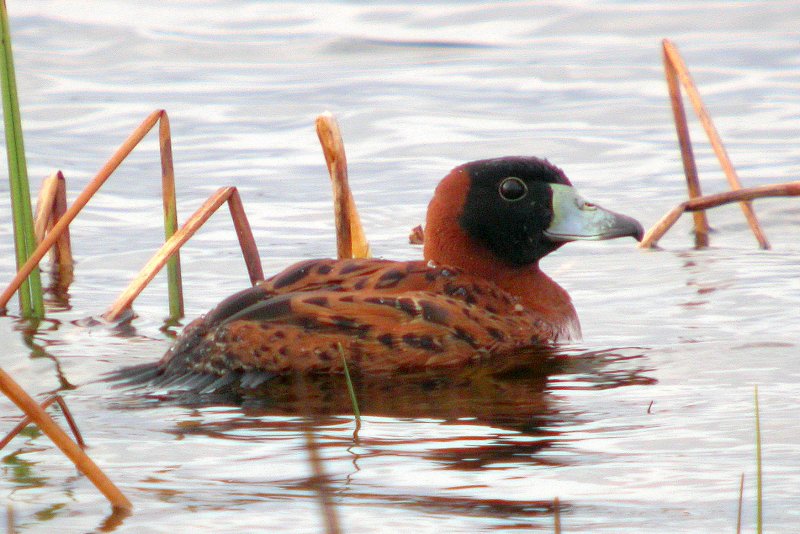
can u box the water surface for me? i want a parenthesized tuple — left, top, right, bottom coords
(2, 2, 799, 532)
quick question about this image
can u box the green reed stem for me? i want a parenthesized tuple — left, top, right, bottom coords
(158, 113, 183, 319)
(0, 0, 44, 317)
(337, 343, 361, 426)
(754, 385, 762, 534)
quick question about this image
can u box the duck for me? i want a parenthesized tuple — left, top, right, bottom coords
(134, 156, 642, 387)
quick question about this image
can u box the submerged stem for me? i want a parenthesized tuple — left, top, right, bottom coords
(754, 385, 762, 534)
(337, 343, 361, 429)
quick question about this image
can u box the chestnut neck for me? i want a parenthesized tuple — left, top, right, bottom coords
(423, 167, 580, 339)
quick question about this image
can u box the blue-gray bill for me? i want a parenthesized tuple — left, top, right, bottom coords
(544, 184, 644, 242)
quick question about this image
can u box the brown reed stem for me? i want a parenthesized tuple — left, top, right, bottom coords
(0, 110, 165, 313)
(33, 171, 73, 275)
(227, 188, 265, 284)
(662, 40, 709, 247)
(639, 181, 800, 248)
(554, 496, 561, 534)
(51, 172, 72, 269)
(34, 172, 59, 244)
(684, 181, 800, 211)
(104, 186, 263, 321)
(315, 112, 370, 259)
(662, 39, 769, 249)
(0, 368, 132, 512)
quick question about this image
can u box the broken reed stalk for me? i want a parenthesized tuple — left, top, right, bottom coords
(0, 110, 181, 317)
(662, 39, 709, 247)
(754, 385, 762, 534)
(34, 172, 65, 252)
(662, 39, 770, 249)
(104, 186, 263, 321)
(0, 368, 132, 512)
(159, 112, 183, 319)
(408, 224, 424, 245)
(1, 0, 44, 317)
(34, 171, 73, 290)
(226, 187, 264, 286)
(639, 181, 800, 248)
(0, 394, 85, 450)
(315, 112, 370, 259)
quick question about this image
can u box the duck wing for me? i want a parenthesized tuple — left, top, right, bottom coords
(159, 258, 560, 375)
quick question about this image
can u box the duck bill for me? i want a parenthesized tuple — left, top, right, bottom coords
(543, 184, 644, 243)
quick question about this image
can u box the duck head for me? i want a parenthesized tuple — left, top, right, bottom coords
(423, 156, 643, 274)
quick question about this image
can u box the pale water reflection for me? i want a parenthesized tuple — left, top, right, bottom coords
(2, 1, 800, 532)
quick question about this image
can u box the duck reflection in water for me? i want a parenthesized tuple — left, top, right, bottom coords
(119, 346, 654, 472)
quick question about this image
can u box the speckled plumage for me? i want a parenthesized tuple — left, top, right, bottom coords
(124, 156, 641, 388)
(159, 258, 567, 377)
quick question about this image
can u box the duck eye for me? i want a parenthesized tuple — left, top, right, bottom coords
(498, 177, 528, 201)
